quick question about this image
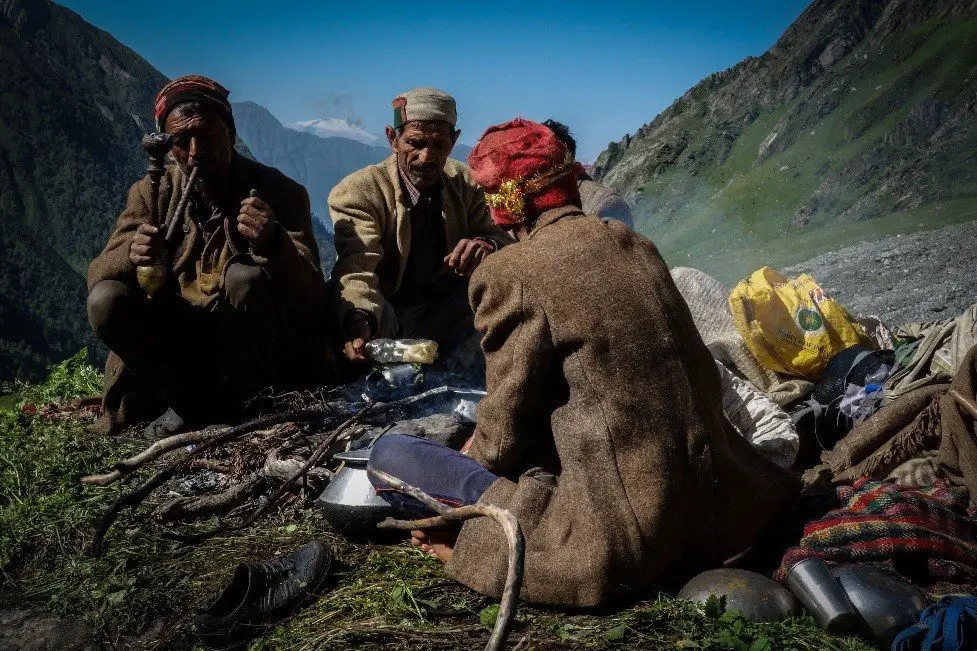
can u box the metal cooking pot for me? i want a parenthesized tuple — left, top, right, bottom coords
(677, 568, 800, 622)
(312, 448, 393, 537)
(831, 564, 928, 647)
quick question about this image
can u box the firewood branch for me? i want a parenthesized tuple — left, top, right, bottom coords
(369, 468, 524, 651)
(153, 474, 266, 523)
(165, 404, 373, 545)
(81, 408, 331, 486)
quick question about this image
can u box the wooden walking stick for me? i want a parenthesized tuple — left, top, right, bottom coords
(369, 468, 524, 651)
(136, 133, 173, 297)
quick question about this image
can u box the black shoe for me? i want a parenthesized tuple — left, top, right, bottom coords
(141, 407, 188, 440)
(197, 541, 333, 650)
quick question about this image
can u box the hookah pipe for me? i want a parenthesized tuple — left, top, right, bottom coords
(135, 133, 198, 297)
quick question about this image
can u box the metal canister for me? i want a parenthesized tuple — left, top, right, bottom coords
(785, 558, 861, 635)
(312, 448, 393, 537)
(831, 564, 928, 647)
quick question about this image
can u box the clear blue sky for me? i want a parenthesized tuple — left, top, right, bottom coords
(61, 0, 811, 161)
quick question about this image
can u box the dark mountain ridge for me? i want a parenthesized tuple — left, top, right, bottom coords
(0, 0, 167, 380)
(1, 0, 331, 380)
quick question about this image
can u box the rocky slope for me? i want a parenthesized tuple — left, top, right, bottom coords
(594, 0, 977, 281)
(786, 220, 977, 326)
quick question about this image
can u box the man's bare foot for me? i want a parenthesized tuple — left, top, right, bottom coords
(410, 529, 457, 563)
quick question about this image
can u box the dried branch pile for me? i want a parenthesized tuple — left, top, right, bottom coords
(81, 386, 478, 554)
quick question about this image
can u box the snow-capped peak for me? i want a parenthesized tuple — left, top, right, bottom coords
(286, 118, 379, 145)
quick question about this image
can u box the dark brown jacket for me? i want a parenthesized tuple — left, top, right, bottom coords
(89, 153, 324, 315)
(88, 153, 329, 412)
(447, 206, 799, 607)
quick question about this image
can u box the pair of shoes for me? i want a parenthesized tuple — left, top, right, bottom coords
(196, 540, 333, 650)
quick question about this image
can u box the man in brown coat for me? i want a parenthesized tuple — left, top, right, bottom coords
(368, 119, 798, 607)
(87, 76, 332, 436)
(329, 88, 508, 368)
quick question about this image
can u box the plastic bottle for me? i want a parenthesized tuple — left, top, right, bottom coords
(365, 338, 439, 364)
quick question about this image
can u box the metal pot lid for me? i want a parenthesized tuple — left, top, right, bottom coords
(333, 447, 372, 466)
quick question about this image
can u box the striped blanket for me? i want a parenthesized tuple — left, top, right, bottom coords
(776, 479, 977, 596)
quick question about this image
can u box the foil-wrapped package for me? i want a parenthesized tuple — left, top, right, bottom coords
(365, 338, 438, 364)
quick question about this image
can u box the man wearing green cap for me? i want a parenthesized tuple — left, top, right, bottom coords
(328, 88, 508, 370)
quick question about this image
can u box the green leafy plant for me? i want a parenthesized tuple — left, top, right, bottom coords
(5, 349, 102, 407)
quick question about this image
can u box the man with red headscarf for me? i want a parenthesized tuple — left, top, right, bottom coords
(368, 118, 799, 608)
(88, 75, 333, 437)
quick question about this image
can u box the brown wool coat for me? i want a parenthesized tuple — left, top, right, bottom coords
(88, 153, 329, 406)
(328, 155, 508, 330)
(447, 206, 800, 608)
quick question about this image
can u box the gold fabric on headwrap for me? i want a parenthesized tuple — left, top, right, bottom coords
(483, 158, 579, 221)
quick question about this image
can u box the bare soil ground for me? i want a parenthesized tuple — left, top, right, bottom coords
(785, 220, 977, 326)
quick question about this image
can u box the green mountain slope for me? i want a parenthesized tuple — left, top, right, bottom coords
(0, 0, 168, 380)
(594, 0, 977, 285)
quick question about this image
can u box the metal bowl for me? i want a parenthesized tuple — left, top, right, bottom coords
(312, 448, 393, 537)
(831, 564, 928, 647)
(677, 568, 800, 622)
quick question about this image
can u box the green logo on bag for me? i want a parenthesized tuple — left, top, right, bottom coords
(796, 307, 824, 332)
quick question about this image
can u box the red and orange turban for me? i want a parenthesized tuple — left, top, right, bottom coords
(154, 74, 234, 132)
(467, 118, 583, 227)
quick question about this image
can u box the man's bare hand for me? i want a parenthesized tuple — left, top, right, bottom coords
(343, 313, 372, 362)
(444, 238, 493, 277)
(237, 195, 276, 252)
(129, 222, 165, 266)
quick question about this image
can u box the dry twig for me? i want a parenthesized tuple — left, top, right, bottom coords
(165, 404, 374, 544)
(369, 468, 524, 651)
(91, 469, 175, 555)
(154, 474, 266, 523)
(950, 388, 977, 421)
(82, 408, 332, 487)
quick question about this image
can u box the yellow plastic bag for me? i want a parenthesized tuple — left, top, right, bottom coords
(728, 267, 873, 381)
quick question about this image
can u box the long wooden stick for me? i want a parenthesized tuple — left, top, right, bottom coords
(950, 389, 977, 421)
(369, 468, 524, 651)
(91, 468, 175, 556)
(82, 427, 227, 486)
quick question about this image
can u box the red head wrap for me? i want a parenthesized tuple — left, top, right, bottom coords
(154, 75, 234, 133)
(467, 118, 583, 227)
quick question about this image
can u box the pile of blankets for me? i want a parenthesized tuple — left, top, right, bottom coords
(776, 479, 977, 597)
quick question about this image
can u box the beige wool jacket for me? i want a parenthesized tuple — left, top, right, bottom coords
(328, 155, 508, 330)
(447, 206, 800, 608)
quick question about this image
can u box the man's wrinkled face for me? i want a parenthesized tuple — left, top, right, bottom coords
(164, 106, 233, 192)
(386, 120, 459, 189)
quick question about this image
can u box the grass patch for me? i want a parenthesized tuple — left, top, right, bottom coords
(0, 355, 876, 649)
